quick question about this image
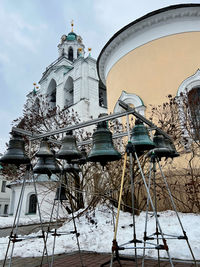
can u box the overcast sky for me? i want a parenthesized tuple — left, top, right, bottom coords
(0, 0, 199, 153)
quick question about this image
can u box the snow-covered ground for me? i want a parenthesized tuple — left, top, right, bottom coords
(0, 205, 199, 261)
(0, 215, 50, 228)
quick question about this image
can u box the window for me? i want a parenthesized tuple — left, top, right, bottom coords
(4, 204, 8, 215)
(114, 91, 145, 115)
(47, 79, 57, 110)
(177, 70, 200, 144)
(187, 87, 200, 139)
(28, 194, 37, 214)
(1, 181, 6, 192)
(64, 77, 74, 108)
(68, 47, 73, 61)
(99, 81, 107, 108)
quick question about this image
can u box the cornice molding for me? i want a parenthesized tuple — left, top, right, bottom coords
(98, 5, 200, 85)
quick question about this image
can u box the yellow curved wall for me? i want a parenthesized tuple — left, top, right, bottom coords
(106, 32, 200, 112)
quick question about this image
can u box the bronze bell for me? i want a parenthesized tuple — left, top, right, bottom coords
(36, 139, 53, 158)
(33, 151, 61, 177)
(149, 132, 172, 159)
(55, 184, 67, 200)
(131, 120, 155, 154)
(0, 132, 30, 166)
(56, 131, 82, 161)
(163, 138, 179, 158)
(64, 163, 80, 173)
(71, 147, 87, 165)
(88, 119, 121, 166)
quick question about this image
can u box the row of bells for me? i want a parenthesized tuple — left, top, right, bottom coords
(0, 119, 179, 176)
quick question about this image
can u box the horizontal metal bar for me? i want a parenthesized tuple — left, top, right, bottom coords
(12, 110, 135, 141)
(11, 127, 34, 137)
(11, 126, 129, 147)
(119, 246, 156, 250)
(12, 101, 171, 143)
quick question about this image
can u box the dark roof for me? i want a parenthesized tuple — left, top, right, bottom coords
(97, 3, 200, 82)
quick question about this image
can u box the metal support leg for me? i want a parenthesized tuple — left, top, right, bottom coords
(31, 167, 50, 266)
(142, 162, 153, 267)
(135, 153, 174, 267)
(157, 159, 197, 266)
(152, 158, 160, 267)
(4, 166, 29, 267)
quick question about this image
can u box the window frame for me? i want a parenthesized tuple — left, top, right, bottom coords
(177, 69, 200, 149)
(1, 181, 6, 193)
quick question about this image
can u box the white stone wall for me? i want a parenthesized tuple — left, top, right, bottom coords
(9, 182, 66, 219)
(38, 55, 107, 122)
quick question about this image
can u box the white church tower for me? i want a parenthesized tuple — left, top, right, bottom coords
(7, 23, 108, 218)
(38, 21, 107, 121)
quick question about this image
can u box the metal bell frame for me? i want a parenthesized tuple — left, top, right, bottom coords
(103, 101, 196, 267)
(4, 100, 196, 267)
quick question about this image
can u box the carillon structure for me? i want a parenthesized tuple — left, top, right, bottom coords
(0, 102, 197, 267)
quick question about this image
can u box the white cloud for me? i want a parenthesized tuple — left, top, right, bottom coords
(0, 53, 10, 64)
(0, 4, 47, 53)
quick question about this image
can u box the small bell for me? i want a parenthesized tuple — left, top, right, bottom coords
(148, 132, 172, 159)
(164, 138, 179, 158)
(55, 184, 67, 200)
(33, 151, 61, 177)
(88, 118, 121, 166)
(36, 139, 53, 158)
(64, 162, 80, 173)
(0, 132, 30, 166)
(56, 131, 82, 161)
(131, 120, 155, 154)
(71, 147, 87, 165)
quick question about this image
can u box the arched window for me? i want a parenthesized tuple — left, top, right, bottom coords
(114, 91, 145, 115)
(47, 79, 57, 110)
(10, 190, 15, 215)
(68, 47, 73, 61)
(28, 194, 37, 214)
(177, 70, 200, 143)
(99, 80, 107, 108)
(187, 87, 200, 139)
(64, 77, 74, 108)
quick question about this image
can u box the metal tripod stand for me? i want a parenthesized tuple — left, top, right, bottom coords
(3, 164, 49, 267)
(40, 169, 84, 267)
(142, 151, 197, 266)
(102, 114, 176, 267)
(105, 146, 177, 267)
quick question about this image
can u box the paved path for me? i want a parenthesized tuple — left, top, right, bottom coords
(0, 222, 63, 238)
(0, 252, 199, 267)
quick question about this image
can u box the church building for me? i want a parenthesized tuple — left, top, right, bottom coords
(8, 23, 107, 218)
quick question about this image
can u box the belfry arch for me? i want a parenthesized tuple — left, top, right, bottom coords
(47, 79, 57, 109)
(64, 77, 74, 108)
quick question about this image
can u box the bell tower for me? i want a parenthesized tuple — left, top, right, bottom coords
(38, 21, 107, 122)
(57, 21, 85, 61)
